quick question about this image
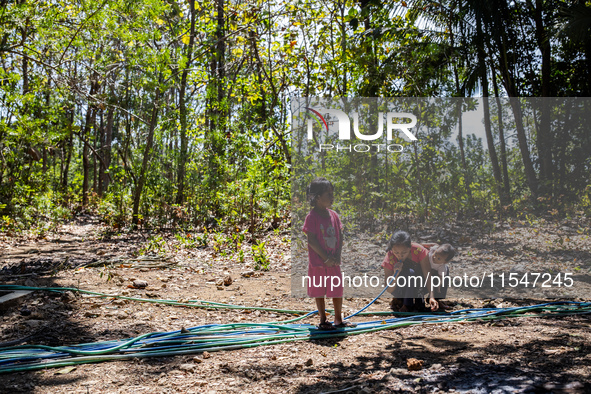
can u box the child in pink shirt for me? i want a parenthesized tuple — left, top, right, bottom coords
(303, 177, 356, 330)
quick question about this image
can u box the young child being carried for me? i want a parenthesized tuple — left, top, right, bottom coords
(303, 177, 356, 330)
(382, 231, 439, 312)
(425, 243, 455, 310)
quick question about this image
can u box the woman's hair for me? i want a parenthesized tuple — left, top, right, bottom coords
(387, 230, 412, 251)
(306, 177, 334, 207)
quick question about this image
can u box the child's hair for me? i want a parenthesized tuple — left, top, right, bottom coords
(306, 177, 334, 207)
(439, 243, 455, 261)
(386, 230, 412, 252)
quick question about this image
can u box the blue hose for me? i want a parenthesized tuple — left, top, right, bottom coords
(345, 269, 399, 320)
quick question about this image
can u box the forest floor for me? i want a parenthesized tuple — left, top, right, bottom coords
(1, 215, 590, 393)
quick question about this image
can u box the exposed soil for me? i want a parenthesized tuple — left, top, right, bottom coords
(1, 216, 590, 393)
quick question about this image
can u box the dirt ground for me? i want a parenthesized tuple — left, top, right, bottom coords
(1, 216, 590, 393)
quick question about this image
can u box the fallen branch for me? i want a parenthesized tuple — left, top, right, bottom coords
(319, 385, 360, 394)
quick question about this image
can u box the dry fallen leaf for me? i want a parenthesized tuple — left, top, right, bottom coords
(55, 366, 76, 375)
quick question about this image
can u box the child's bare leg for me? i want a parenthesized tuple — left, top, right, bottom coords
(333, 297, 343, 325)
(315, 298, 327, 322)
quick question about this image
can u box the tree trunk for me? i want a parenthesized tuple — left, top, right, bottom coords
(508, 98, 539, 198)
(81, 76, 100, 207)
(62, 108, 74, 196)
(132, 83, 161, 228)
(492, 76, 511, 206)
(532, 0, 552, 194)
(413, 142, 424, 207)
(21, 26, 28, 95)
(340, 1, 347, 96)
(216, 0, 225, 108)
(101, 106, 113, 194)
(360, 2, 378, 96)
(249, 29, 290, 164)
(93, 115, 100, 193)
(456, 100, 473, 210)
(482, 96, 507, 208)
(477, 20, 506, 208)
(492, 14, 539, 199)
(204, 0, 226, 213)
(176, 0, 196, 205)
(450, 16, 474, 211)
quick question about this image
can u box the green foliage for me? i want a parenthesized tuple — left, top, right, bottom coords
(175, 231, 208, 249)
(252, 240, 270, 271)
(98, 265, 114, 282)
(139, 234, 166, 256)
(580, 185, 591, 216)
(0, 0, 589, 239)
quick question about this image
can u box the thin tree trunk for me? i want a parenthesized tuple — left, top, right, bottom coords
(361, 2, 378, 96)
(98, 111, 105, 196)
(81, 77, 100, 207)
(456, 100, 473, 209)
(534, 99, 552, 195)
(340, 1, 347, 96)
(492, 76, 511, 206)
(450, 12, 474, 211)
(102, 106, 113, 193)
(482, 97, 507, 207)
(492, 16, 539, 199)
(249, 30, 289, 164)
(532, 0, 552, 195)
(413, 143, 424, 207)
(93, 115, 100, 194)
(21, 26, 28, 95)
(508, 98, 539, 198)
(176, 0, 196, 205)
(132, 83, 161, 228)
(477, 20, 506, 209)
(62, 108, 74, 196)
(216, 0, 225, 107)
(203, 0, 226, 214)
